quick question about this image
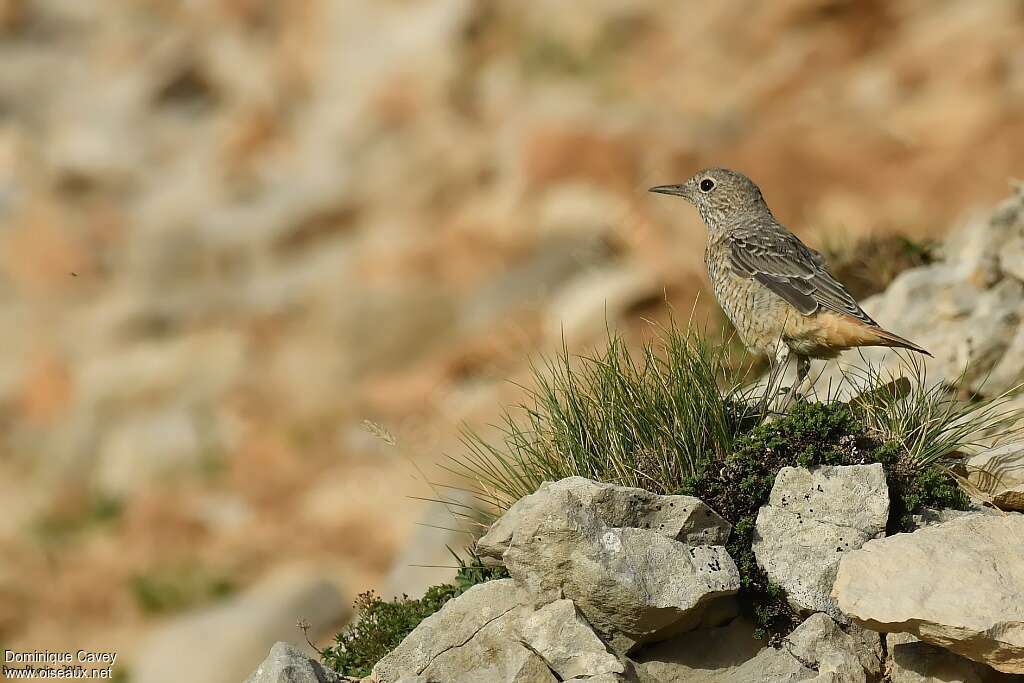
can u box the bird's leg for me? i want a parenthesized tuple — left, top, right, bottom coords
(793, 355, 811, 400)
(768, 343, 796, 414)
(773, 342, 792, 395)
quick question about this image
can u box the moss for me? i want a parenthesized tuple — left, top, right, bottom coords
(322, 556, 509, 678)
(131, 565, 236, 615)
(679, 401, 967, 643)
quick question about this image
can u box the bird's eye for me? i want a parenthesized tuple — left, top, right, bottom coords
(699, 178, 715, 192)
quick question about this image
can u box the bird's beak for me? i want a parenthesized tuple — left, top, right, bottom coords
(648, 184, 690, 199)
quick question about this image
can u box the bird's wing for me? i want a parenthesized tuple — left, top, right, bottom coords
(727, 225, 877, 326)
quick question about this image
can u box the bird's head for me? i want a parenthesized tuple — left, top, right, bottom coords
(650, 168, 770, 229)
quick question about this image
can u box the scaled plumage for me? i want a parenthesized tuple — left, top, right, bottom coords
(650, 168, 930, 388)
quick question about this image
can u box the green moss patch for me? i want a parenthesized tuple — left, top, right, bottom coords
(322, 556, 508, 678)
(679, 400, 968, 642)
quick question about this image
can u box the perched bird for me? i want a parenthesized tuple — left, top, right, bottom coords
(650, 168, 930, 390)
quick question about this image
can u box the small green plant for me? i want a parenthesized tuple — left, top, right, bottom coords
(33, 494, 124, 545)
(322, 552, 508, 678)
(131, 565, 236, 615)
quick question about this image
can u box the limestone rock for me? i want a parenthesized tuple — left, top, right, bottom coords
(754, 465, 889, 621)
(244, 642, 345, 683)
(477, 477, 731, 555)
(630, 617, 763, 682)
(375, 583, 627, 682)
(519, 599, 624, 680)
(833, 514, 1024, 673)
(967, 443, 1024, 511)
(372, 579, 521, 683)
(781, 613, 874, 682)
(477, 477, 737, 652)
(886, 632, 1018, 683)
(633, 613, 879, 683)
(420, 615, 557, 683)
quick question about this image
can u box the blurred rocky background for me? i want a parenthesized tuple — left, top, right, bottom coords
(0, 1, 1022, 681)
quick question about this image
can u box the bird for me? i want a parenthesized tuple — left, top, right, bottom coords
(649, 168, 930, 393)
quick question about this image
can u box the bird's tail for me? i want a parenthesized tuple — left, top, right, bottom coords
(872, 327, 933, 357)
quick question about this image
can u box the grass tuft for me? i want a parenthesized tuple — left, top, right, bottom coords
(445, 319, 775, 514)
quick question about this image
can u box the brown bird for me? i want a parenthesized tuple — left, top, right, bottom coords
(650, 168, 930, 390)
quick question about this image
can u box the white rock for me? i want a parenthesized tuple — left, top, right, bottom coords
(478, 477, 731, 555)
(419, 610, 557, 683)
(372, 579, 521, 683)
(629, 617, 763, 682)
(519, 600, 624, 680)
(754, 465, 889, 621)
(833, 514, 1024, 673)
(477, 477, 737, 652)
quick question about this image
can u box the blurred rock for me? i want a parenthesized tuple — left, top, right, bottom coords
(536, 182, 628, 237)
(74, 331, 246, 412)
(545, 264, 660, 344)
(93, 408, 206, 497)
(378, 494, 478, 601)
(753, 464, 889, 621)
(462, 235, 613, 330)
(134, 567, 347, 683)
(833, 514, 1024, 674)
(808, 186, 1024, 398)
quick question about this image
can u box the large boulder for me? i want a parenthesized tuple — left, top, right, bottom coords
(477, 477, 738, 652)
(372, 579, 522, 682)
(373, 579, 625, 682)
(753, 464, 889, 621)
(967, 443, 1024, 511)
(833, 513, 1024, 674)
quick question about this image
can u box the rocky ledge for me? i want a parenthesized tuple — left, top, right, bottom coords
(248, 455, 1024, 683)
